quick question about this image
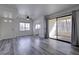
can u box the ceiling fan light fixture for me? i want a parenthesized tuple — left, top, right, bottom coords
(27, 16, 29, 19)
(26, 16, 30, 20)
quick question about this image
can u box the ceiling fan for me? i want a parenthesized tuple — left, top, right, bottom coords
(26, 16, 30, 20)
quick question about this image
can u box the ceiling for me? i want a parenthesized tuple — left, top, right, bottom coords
(0, 4, 78, 19)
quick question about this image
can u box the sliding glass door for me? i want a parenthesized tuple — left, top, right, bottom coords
(48, 18, 57, 39)
(48, 15, 72, 42)
(57, 16, 72, 42)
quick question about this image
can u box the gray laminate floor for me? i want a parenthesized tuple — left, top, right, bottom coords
(0, 36, 79, 55)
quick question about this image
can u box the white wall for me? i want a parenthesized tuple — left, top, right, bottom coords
(0, 5, 46, 40)
(0, 17, 33, 40)
(0, 18, 14, 39)
(0, 5, 17, 40)
(0, 6, 33, 40)
(0, 16, 45, 40)
(0, 5, 34, 40)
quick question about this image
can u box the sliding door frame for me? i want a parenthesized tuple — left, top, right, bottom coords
(48, 14, 72, 43)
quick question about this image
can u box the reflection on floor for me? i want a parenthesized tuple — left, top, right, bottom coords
(49, 35, 71, 42)
(57, 36, 71, 42)
(0, 36, 79, 55)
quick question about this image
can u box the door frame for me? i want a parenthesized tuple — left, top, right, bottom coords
(48, 14, 72, 43)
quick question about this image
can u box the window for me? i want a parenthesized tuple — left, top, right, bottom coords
(20, 23, 25, 31)
(25, 23, 30, 30)
(35, 24, 41, 29)
(20, 23, 30, 31)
